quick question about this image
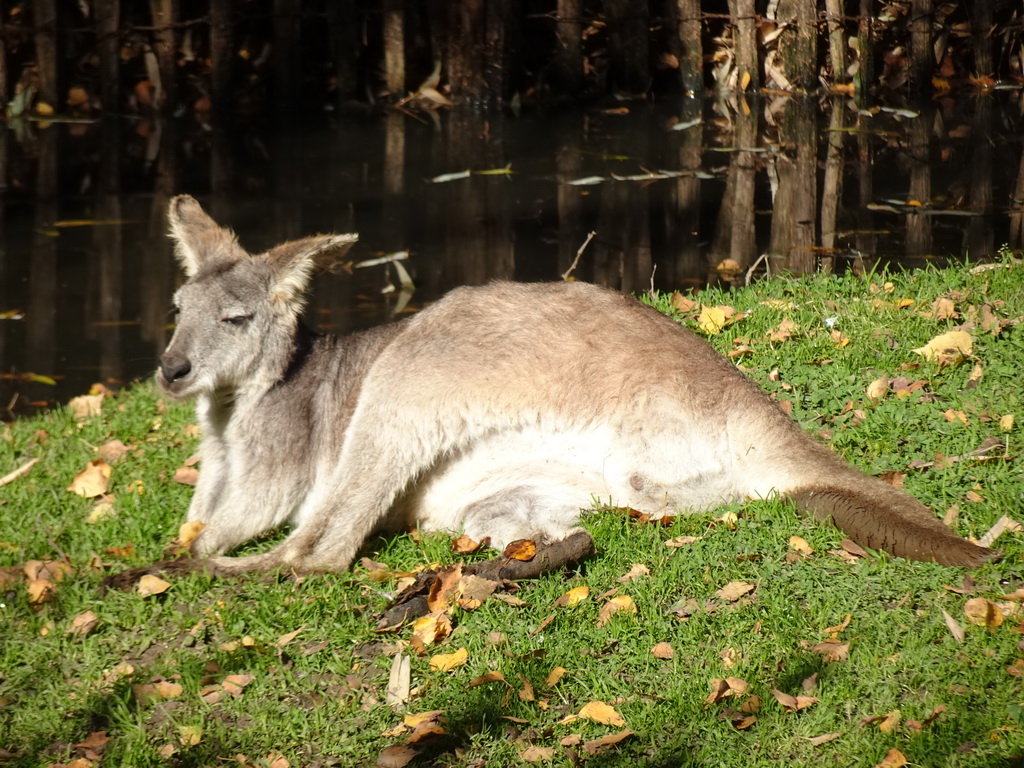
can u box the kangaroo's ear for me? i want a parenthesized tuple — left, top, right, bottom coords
(167, 195, 243, 277)
(262, 233, 359, 311)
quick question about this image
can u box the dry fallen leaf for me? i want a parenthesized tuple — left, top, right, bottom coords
(788, 536, 814, 555)
(544, 666, 567, 687)
(69, 393, 104, 420)
(137, 574, 171, 597)
(716, 581, 755, 602)
(964, 597, 1003, 628)
(375, 745, 418, 768)
(942, 609, 966, 643)
(172, 466, 199, 485)
(98, 439, 130, 463)
(553, 585, 590, 608)
(519, 745, 556, 763)
(221, 674, 254, 697)
(69, 610, 99, 638)
(811, 639, 850, 662)
(912, 330, 972, 366)
(876, 747, 908, 768)
(770, 688, 819, 713)
(699, 305, 729, 334)
(582, 729, 633, 756)
(178, 520, 205, 549)
(504, 539, 537, 561)
(68, 459, 112, 498)
(409, 612, 452, 653)
(705, 677, 749, 705)
(429, 647, 468, 673)
(386, 652, 411, 708)
(578, 701, 626, 727)
(618, 563, 650, 582)
(469, 670, 506, 687)
(866, 376, 889, 401)
(665, 535, 700, 548)
(878, 710, 901, 734)
(597, 594, 637, 627)
(451, 533, 485, 554)
(807, 732, 843, 746)
(651, 642, 675, 659)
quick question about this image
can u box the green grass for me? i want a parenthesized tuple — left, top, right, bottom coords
(2, 255, 1023, 767)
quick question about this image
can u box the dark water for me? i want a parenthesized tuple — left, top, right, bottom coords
(1, 92, 1023, 418)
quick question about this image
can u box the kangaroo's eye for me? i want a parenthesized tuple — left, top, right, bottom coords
(222, 314, 252, 326)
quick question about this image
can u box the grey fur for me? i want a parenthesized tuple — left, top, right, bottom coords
(157, 196, 997, 576)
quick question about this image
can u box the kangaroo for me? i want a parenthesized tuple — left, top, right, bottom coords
(153, 195, 996, 583)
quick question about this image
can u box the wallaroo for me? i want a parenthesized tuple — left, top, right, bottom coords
(137, 195, 998, 589)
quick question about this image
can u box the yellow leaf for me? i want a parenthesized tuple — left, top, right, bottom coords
(698, 305, 728, 334)
(137, 574, 171, 597)
(154, 681, 184, 699)
(86, 500, 116, 523)
(410, 612, 452, 653)
(964, 597, 1003, 628)
(429, 646, 468, 672)
(788, 536, 814, 555)
(665, 535, 700, 548)
(878, 709, 901, 734)
(740, 70, 751, 91)
(716, 581, 755, 602)
(597, 594, 637, 627)
(1000, 414, 1015, 431)
(504, 539, 537, 561)
(67, 459, 112, 498)
(177, 724, 202, 747)
(34, 101, 55, 116)
(912, 330, 972, 366)
(544, 666, 567, 687)
(178, 520, 205, 548)
(578, 700, 626, 727)
(553, 585, 590, 608)
(876, 747, 907, 768)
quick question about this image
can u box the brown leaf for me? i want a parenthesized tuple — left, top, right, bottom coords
(721, 708, 757, 729)
(451, 534, 485, 554)
(771, 689, 819, 713)
(469, 670, 506, 687)
(27, 579, 56, 605)
(788, 536, 814, 555)
(222, 674, 255, 697)
(716, 581, 755, 602)
(504, 539, 537, 561)
(665, 535, 700, 548)
(878, 710, 901, 734)
(942, 609, 966, 643)
(578, 701, 626, 726)
(964, 597, 1003, 628)
(705, 677, 749, 705)
(427, 564, 463, 614)
(807, 732, 843, 746)
(456, 574, 499, 610)
(518, 676, 536, 702)
(582, 729, 633, 756)
(98, 439, 130, 463)
(68, 459, 112, 498)
(651, 642, 674, 659)
(876, 747, 908, 768)
(811, 639, 850, 662)
(172, 466, 199, 486)
(376, 745, 417, 768)
(618, 563, 650, 582)
(69, 393, 104, 421)
(69, 610, 99, 638)
(519, 745, 556, 762)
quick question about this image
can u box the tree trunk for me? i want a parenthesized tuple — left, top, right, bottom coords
(776, 0, 816, 92)
(855, 0, 873, 103)
(674, 0, 703, 96)
(769, 99, 817, 274)
(96, 0, 119, 112)
(728, 0, 759, 92)
(210, 0, 235, 119)
(819, 99, 846, 273)
(964, 97, 992, 260)
(605, 0, 649, 95)
(383, 0, 405, 97)
(447, 1, 488, 107)
(274, 0, 302, 116)
(972, 0, 993, 76)
(148, 0, 177, 113)
(909, 0, 933, 96)
(33, 0, 58, 108)
(552, 0, 584, 94)
(825, 0, 847, 84)
(905, 109, 932, 260)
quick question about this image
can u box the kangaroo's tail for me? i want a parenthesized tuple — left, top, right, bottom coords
(787, 481, 999, 567)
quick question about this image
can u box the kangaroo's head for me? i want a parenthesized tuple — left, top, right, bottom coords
(157, 195, 357, 400)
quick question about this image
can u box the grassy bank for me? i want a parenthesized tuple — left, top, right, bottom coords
(1, 257, 1023, 768)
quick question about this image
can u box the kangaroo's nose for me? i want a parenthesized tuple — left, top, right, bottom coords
(160, 356, 192, 382)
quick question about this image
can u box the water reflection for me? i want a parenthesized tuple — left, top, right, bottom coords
(1, 92, 1022, 417)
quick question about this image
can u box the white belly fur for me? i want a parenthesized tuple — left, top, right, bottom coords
(399, 424, 748, 547)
